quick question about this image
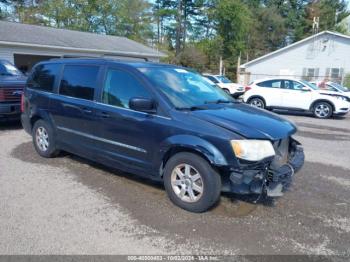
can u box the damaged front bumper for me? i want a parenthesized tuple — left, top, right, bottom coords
(224, 138, 305, 197)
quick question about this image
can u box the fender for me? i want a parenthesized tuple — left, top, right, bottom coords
(28, 107, 55, 130)
(309, 99, 335, 111)
(157, 134, 228, 168)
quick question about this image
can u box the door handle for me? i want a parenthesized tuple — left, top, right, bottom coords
(82, 108, 93, 114)
(97, 111, 110, 118)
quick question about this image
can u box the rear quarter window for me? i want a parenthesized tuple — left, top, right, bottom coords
(28, 63, 61, 92)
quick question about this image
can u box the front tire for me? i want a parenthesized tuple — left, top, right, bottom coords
(223, 88, 231, 95)
(163, 152, 221, 213)
(32, 120, 60, 158)
(313, 102, 333, 119)
(248, 97, 265, 109)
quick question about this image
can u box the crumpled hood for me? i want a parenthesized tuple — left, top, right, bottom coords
(191, 103, 297, 140)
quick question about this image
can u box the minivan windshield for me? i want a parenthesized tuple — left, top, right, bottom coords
(0, 61, 23, 76)
(139, 67, 234, 109)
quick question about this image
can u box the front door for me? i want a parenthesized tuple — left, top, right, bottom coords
(281, 80, 313, 110)
(94, 67, 168, 175)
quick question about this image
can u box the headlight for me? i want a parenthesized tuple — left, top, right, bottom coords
(231, 140, 275, 162)
(334, 96, 347, 101)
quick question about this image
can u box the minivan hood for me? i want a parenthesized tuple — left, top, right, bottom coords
(191, 104, 297, 140)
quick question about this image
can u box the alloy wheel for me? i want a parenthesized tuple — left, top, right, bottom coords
(35, 127, 49, 152)
(315, 104, 330, 118)
(250, 98, 264, 108)
(171, 164, 204, 203)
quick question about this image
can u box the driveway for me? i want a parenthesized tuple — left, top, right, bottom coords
(0, 113, 349, 256)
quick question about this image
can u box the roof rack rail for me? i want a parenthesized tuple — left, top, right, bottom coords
(50, 53, 150, 62)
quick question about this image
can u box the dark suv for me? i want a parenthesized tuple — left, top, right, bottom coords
(0, 60, 26, 121)
(21, 59, 304, 212)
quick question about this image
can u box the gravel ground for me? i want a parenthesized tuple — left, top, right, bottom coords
(0, 112, 349, 257)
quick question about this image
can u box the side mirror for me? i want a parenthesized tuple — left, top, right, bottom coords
(301, 86, 311, 92)
(129, 97, 156, 114)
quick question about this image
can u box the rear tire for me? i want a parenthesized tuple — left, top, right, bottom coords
(248, 97, 265, 109)
(32, 120, 60, 158)
(163, 152, 221, 213)
(313, 102, 333, 119)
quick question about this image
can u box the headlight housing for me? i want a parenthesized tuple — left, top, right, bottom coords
(231, 140, 275, 162)
(334, 95, 347, 101)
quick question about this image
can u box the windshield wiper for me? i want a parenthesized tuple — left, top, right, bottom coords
(204, 99, 236, 104)
(175, 106, 206, 111)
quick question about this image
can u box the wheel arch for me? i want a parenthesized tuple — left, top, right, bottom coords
(158, 135, 228, 177)
(247, 95, 266, 104)
(29, 110, 54, 131)
(310, 99, 335, 112)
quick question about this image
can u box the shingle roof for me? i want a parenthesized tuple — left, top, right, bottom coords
(241, 31, 350, 68)
(0, 21, 164, 58)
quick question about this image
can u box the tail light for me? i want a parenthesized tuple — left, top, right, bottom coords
(20, 92, 25, 113)
(245, 86, 252, 92)
(0, 89, 4, 101)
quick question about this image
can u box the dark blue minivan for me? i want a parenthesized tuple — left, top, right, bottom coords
(21, 59, 304, 212)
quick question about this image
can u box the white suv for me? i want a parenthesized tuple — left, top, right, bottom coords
(203, 74, 245, 98)
(243, 78, 350, 118)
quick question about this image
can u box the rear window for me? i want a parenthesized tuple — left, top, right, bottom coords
(59, 65, 99, 101)
(28, 63, 61, 92)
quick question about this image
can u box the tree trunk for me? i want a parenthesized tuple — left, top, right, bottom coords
(175, 0, 183, 56)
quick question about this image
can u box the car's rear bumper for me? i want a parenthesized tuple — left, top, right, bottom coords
(0, 103, 21, 120)
(231, 91, 245, 98)
(224, 138, 305, 197)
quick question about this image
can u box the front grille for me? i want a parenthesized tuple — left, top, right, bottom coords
(0, 87, 23, 102)
(270, 138, 290, 170)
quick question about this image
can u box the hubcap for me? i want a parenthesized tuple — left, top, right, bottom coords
(250, 99, 263, 108)
(36, 127, 49, 152)
(171, 164, 204, 203)
(315, 104, 330, 118)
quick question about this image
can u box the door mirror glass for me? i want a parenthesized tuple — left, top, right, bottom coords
(301, 86, 311, 92)
(129, 97, 156, 113)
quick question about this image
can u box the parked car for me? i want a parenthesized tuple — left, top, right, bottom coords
(244, 78, 350, 119)
(0, 59, 27, 121)
(22, 59, 304, 212)
(310, 81, 350, 99)
(203, 74, 245, 98)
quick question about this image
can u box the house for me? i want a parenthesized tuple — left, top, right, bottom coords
(0, 21, 164, 73)
(239, 31, 350, 85)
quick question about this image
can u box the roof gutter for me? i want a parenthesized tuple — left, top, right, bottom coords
(0, 40, 166, 58)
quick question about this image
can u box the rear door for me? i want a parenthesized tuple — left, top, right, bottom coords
(281, 80, 313, 110)
(255, 80, 283, 107)
(50, 64, 102, 158)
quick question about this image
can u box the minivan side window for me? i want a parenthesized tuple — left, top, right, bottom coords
(28, 63, 61, 92)
(102, 69, 151, 109)
(59, 65, 99, 101)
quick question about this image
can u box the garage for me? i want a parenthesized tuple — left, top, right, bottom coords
(14, 54, 60, 73)
(0, 21, 164, 74)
